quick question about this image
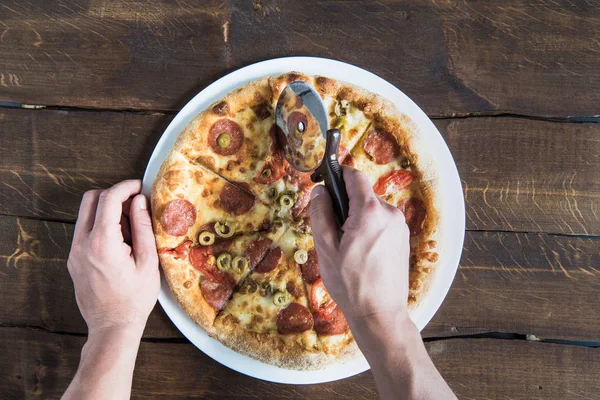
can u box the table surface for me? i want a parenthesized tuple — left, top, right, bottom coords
(1, 1, 599, 399)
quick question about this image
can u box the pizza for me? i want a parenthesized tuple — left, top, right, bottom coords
(151, 72, 442, 370)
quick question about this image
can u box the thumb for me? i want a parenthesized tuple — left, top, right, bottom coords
(309, 185, 340, 253)
(129, 194, 158, 269)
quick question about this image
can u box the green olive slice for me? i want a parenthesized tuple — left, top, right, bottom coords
(217, 133, 231, 149)
(259, 281, 273, 297)
(273, 291, 292, 307)
(401, 157, 411, 169)
(294, 249, 308, 265)
(261, 168, 272, 178)
(216, 253, 232, 271)
(278, 194, 295, 209)
(198, 231, 215, 246)
(272, 217, 284, 229)
(214, 221, 235, 238)
(232, 256, 249, 274)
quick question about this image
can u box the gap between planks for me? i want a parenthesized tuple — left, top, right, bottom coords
(0, 102, 598, 124)
(1, 322, 598, 349)
(1, 212, 598, 240)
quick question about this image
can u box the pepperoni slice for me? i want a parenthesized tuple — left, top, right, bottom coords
(200, 279, 233, 311)
(190, 246, 231, 285)
(313, 306, 349, 335)
(286, 281, 302, 298)
(254, 151, 287, 184)
(342, 154, 355, 168)
(284, 163, 313, 191)
(300, 249, 320, 284)
(373, 170, 415, 196)
(254, 246, 282, 273)
(219, 183, 255, 215)
(160, 199, 196, 236)
(398, 198, 427, 236)
(244, 238, 272, 270)
(363, 129, 400, 164)
(310, 278, 336, 316)
(159, 240, 192, 260)
(208, 119, 244, 156)
(277, 303, 314, 334)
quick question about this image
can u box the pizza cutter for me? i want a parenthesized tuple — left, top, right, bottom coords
(275, 81, 349, 228)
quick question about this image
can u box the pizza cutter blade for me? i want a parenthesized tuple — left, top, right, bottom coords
(275, 81, 349, 228)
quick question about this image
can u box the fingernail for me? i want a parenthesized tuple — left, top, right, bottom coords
(138, 195, 148, 210)
(311, 185, 324, 199)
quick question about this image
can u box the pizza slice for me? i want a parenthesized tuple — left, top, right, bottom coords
(213, 228, 324, 369)
(281, 228, 357, 358)
(151, 154, 277, 250)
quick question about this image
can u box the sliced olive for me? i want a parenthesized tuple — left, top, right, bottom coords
(232, 256, 249, 274)
(294, 249, 308, 265)
(292, 217, 304, 227)
(278, 194, 295, 209)
(214, 221, 235, 238)
(401, 157, 411, 169)
(198, 231, 215, 246)
(273, 291, 292, 307)
(259, 281, 273, 297)
(261, 168, 272, 178)
(216, 253, 232, 271)
(267, 187, 278, 200)
(272, 217, 284, 229)
(217, 133, 231, 148)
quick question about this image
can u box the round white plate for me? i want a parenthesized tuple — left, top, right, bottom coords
(142, 57, 465, 384)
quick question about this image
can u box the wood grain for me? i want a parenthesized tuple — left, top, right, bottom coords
(0, 1, 598, 116)
(0, 0, 226, 111)
(1, 108, 598, 235)
(1, 327, 598, 399)
(2, 216, 598, 341)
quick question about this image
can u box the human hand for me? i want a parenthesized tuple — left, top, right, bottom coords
(309, 167, 410, 323)
(67, 179, 159, 336)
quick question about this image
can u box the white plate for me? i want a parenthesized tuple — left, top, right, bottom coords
(142, 57, 465, 384)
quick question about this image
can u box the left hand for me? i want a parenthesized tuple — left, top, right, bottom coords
(67, 179, 160, 335)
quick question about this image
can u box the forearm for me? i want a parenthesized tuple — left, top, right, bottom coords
(63, 326, 143, 400)
(350, 313, 456, 400)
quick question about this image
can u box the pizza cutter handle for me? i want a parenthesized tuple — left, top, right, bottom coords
(317, 129, 349, 229)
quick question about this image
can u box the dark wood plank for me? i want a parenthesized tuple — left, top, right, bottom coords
(1, 1, 599, 117)
(0, 108, 172, 221)
(0, 215, 182, 338)
(423, 231, 600, 341)
(2, 108, 598, 235)
(0, 0, 226, 111)
(228, 0, 600, 118)
(2, 216, 598, 341)
(436, 117, 600, 236)
(1, 327, 598, 399)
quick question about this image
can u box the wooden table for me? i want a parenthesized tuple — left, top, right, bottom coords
(1, 1, 599, 398)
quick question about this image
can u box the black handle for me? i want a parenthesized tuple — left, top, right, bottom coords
(312, 129, 349, 229)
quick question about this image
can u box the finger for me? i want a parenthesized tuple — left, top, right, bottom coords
(94, 180, 142, 234)
(120, 214, 132, 245)
(342, 167, 380, 216)
(129, 194, 158, 269)
(73, 190, 101, 239)
(309, 185, 340, 252)
(122, 197, 133, 219)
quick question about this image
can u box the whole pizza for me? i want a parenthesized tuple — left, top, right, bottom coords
(151, 72, 441, 370)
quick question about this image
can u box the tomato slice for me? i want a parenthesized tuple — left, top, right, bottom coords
(310, 278, 336, 316)
(373, 170, 415, 196)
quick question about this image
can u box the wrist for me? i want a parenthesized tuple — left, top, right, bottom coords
(87, 323, 144, 346)
(348, 309, 419, 354)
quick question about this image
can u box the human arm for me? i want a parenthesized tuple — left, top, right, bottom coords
(309, 168, 456, 400)
(62, 180, 160, 400)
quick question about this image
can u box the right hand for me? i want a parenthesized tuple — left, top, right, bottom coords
(309, 167, 411, 322)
